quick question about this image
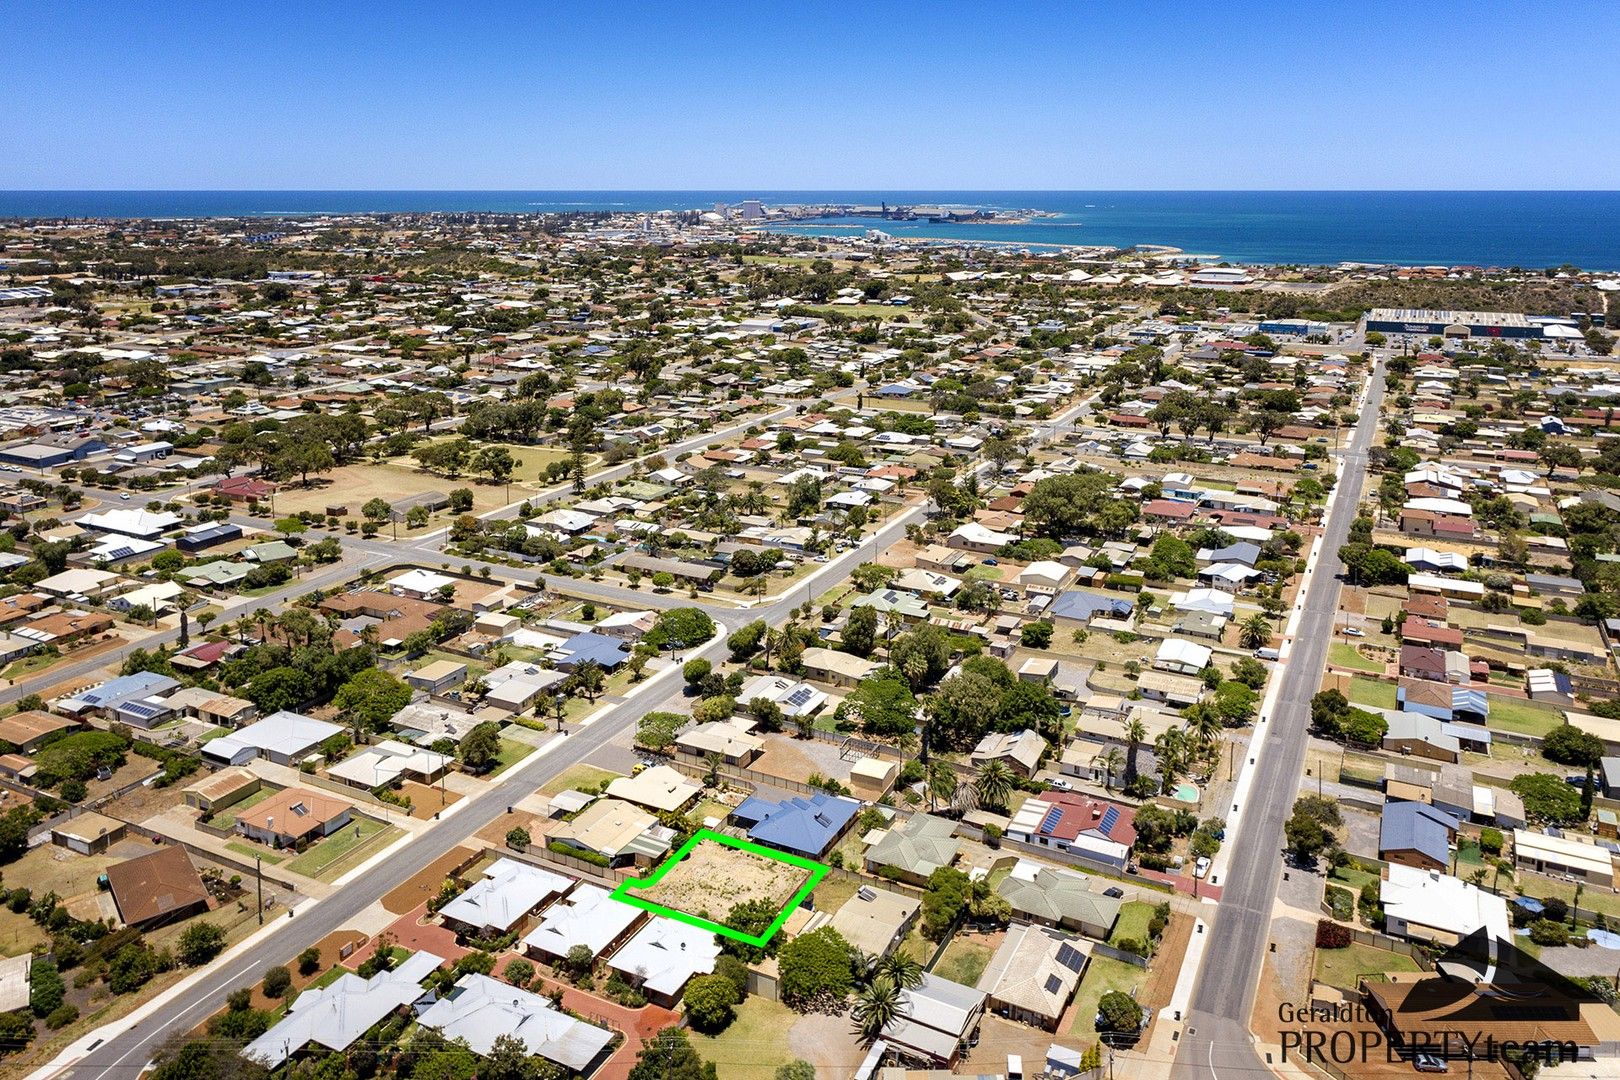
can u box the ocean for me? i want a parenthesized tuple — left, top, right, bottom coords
(1, 190, 1617, 270)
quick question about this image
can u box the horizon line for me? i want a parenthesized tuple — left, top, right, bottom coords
(3, 187, 1619, 195)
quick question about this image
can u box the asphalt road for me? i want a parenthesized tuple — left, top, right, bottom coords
(46, 394, 1097, 1078)
(1169, 357, 1385, 1080)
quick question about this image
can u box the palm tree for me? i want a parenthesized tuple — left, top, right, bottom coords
(1156, 729, 1187, 789)
(1238, 613, 1271, 651)
(851, 977, 903, 1046)
(974, 759, 1015, 812)
(1188, 705, 1223, 753)
(926, 762, 956, 812)
(872, 952, 923, 991)
(1123, 718, 1147, 782)
(951, 780, 979, 814)
(1094, 747, 1124, 792)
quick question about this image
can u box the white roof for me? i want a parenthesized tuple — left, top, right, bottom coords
(605, 765, 701, 813)
(78, 508, 182, 537)
(523, 883, 643, 959)
(1170, 588, 1234, 615)
(387, 568, 457, 595)
(1405, 547, 1469, 572)
(1514, 829, 1615, 875)
(417, 973, 614, 1069)
(1018, 560, 1070, 585)
(243, 952, 443, 1067)
(327, 741, 452, 788)
(1381, 864, 1510, 942)
(1156, 637, 1213, 669)
(534, 509, 595, 533)
(35, 567, 119, 594)
(439, 858, 572, 933)
(950, 522, 1018, 547)
(203, 710, 343, 763)
(607, 916, 720, 998)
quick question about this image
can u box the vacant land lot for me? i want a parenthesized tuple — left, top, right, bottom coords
(634, 839, 811, 920)
(269, 462, 511, 518)
(1313, 942, 1421, 991)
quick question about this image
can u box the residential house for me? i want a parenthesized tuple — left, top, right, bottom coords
(417, 974, 614, 1071)
(731, 792, 860, 858)
(235, 787, 355, 849)
(1379, 802, 1458, 872)
(864, 814, 961, 886)
(979, 923, 1089, 1030)
(439, 858, 573, 938)
(996, 863, 1123, 940)
(103, 846, 211, 929)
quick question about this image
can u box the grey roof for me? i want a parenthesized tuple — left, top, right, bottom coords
(997, 867, 1123, 935)
(417, 973, 614, 1069)
(243, 951, 443, 1067)
(1380, 801, 1458, 866)
(438, 858, 572, 933)
(866, 814, 960, 878)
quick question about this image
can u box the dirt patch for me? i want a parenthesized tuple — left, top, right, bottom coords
(382, 845, 480, 914)
(787, 1009, 864, 1077)
(1138, 910, 1194, 1013)
(397, 779, 461, 819)
(634, 839, 811, 921)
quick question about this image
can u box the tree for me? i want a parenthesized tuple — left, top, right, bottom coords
(150, 1041, 270, 1080)
(628, 1029, 707, 1080)
(779, 926, 855, 1008)
(1238, 613, 1272, 651)
(1284, 809, 1330, 863)
(1020, 472, 1116, 538)
(271, 516, 307, 539)
(460, 721, 503, 774)
(331, 667, 412, 731)
(1510, 772, 1586, 825)
(475, 445, 517, 484)
(648, 607, 716, 649)
(1019, 620, 1053, 648)
(974, 759, 1016, 812)
(297, 947, 322, 976)
(843, 605, 879, 657)
(776, 1063, 817, 1080)
(448, 487, 475, 512)
(851, 977, 902, 1045)
(1097, 990, 1144, 1035)
(1542, 724, 1605, 767)
(481, 1034, 553, 1080)
(28, 957, 63, 1018)
(262, 965, 292, 998)
(834, 672, 918, 737)
(177, 923, 226, 966)
(727, 619, 767, 661)
(683, 657, 712, 688)
(361, 497, 394, 526)
(684, 973, 741, 1033)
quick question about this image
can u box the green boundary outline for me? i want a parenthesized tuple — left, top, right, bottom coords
(610, 828, 828, 947)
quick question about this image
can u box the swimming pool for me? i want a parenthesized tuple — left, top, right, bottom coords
(1171, 783, 1200, 803)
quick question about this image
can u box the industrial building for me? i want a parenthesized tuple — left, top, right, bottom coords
(1364, 308, 1544, 340)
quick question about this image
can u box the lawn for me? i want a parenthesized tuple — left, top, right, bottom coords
(228, 841, 284, 865)
(0, 909, 49, 958)
(209, 787, 272, 830)
(1109, 902, 1157, 948)
(487, 737, 536, 777)
(286, 818, 401, 881)
(798, 303, 914, 321)
(1313, 943, 1421, 991)
(1514, 874, 1620, 920)
(1068, 956, 1146, 1038)
(1489, 697, 1564, 738)
(689, 996, 796, 1080)
(1347, 676, 1397, 710)
(897, 926, 934, 965)
(1328, 644, 1384, 674)
(0, 653, 60, 680)
(1329, 863, 1380, 895)
(932, 934, 995, 987)
(539, 763, 621, 797)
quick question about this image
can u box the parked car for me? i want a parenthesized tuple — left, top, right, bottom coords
(1343, 627, 1364, 637)
(1413, 1054, 1448, 1073)
(1103, 886, 1125, 899)
(1194, 856, 1211, 879)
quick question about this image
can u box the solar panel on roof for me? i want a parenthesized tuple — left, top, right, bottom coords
(1045, 974, 1063, 994)
(1056, 942, 1085, 971)
(784, 687, 814, 707)
(1038, 806, 1063, 835)
(1098, 807, 1120, 835)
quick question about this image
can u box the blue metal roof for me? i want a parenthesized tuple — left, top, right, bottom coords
(1379, 801, 1457, 867)
(1049, 591, 1134, 623)
(741, 793, 859, 857)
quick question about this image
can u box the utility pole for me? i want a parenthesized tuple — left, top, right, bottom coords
(256, 855, 264, 925)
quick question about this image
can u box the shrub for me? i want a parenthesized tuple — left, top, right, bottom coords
(297, 947, 322, 976)
(1479, 828, 1504, 856)
(1529, 919, 1569, 947)
(503, 957, 535, 988)
(262, 965, 292, 998)
(684, 973, 740, 1033)
(177, 923, 226, 966)
(45, 1003, 79, 1029)
(1315, 920, 1351, 949)
(505, 827, 531, 851)
(1324, 885, 1354, 922)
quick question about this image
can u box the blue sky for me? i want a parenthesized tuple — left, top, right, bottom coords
(2, 0, 1616, 190)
